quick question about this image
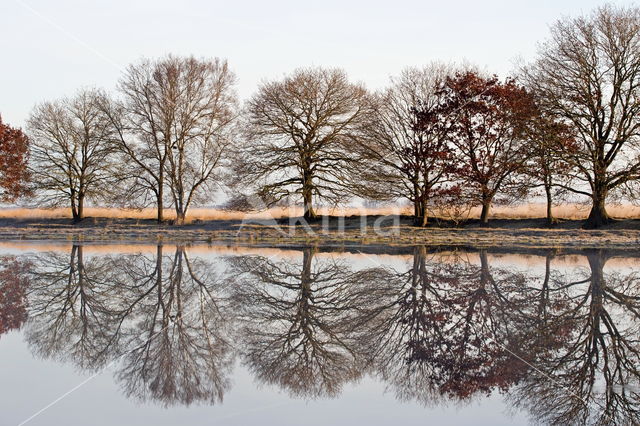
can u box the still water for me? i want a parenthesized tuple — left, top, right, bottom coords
(0, 242, 638, 425)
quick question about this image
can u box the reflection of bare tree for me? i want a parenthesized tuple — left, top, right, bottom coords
(510, 250, 640, 425)
(24, 245, 234, 407)
(26, 245, 122, 368)
(115, 245, 234, 406)
(229, 248, 378, 398)
(363, 247, 566, 404)
(0, 256, 31, 338)
(16, 244, 640, 421)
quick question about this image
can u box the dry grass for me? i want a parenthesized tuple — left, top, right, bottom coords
(0, 206, 415, 221)
(1, 203, 639, 221)
(482, 203, 640, 220)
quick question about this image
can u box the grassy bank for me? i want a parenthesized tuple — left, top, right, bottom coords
(0, 213, 638, 249)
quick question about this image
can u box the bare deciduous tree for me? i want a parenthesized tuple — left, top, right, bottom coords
(524, 113, 576, 225)
(27, 89, 120, 222)
(522, 5, 640, 228)
(353, 64, 458, 226)
(233, 67, 373, 219)
(107, 55, 237, 223)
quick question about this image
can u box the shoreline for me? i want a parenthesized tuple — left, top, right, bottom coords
(0, 216, 638, 249)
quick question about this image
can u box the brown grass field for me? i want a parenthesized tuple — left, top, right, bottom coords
(1, 202, 640, 221)
(0, 203, 638, 249)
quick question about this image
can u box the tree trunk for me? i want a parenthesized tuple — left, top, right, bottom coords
(537, 253, 552, 319)
(585, 185, 611, 228)
(419, 198, 428, 227)
(77, 194, 84, 222)
(71, 194, 81, 223)
(479, 250, 490, 285)
(300, 248, 314, 315)
(71, 206, 79, 223)
(412, 198, 428, 226)
(545, 183, 554, 226)
(414, 246, 427, 283)
(157, 178, 164, 224)
(412, 179, 423, 225)
(303, 191, 316, 219)
(156, 244, 163, 296)
(479, 198, 492, 224)
(302, 174, 316, 220)
(586, 250, 605, 311)
(175, 210, 186, 225)
(420, 213, 428, 227)
(412, 199, 425, 226)
(70, 245, 78, 277)
(76, 244, 84, 282)
(413, 199, 422, 219)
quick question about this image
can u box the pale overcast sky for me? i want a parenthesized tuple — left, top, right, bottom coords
(0, 0, 632, 126)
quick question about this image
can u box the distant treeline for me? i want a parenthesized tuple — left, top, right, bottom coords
(0, 4, 639, 228)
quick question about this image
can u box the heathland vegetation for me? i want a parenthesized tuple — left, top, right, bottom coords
(2, 5, 640, 229)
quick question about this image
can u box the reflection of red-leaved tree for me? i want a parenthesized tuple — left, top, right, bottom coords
(0, 257, 31, 337)
(364, 247, 570, 404)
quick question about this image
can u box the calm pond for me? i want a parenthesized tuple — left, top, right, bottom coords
(1, 242, 638, 425)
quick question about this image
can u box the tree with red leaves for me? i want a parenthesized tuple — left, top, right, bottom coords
(440, 72, 536, 223)
(0, 116, 30, 202)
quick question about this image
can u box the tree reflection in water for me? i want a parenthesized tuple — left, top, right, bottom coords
(112, 245, 234, 407)
(359, 247, 565, 404)
(7, 244, 640, 423)
(24, 244, 234, 406)
(509, 250, 640, 425)
(228, 247, 380, 398)
(0, 256, 31, 338)
(26, 245, 123, 368)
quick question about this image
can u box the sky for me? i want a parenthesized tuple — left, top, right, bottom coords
(0, 0, 633, 127)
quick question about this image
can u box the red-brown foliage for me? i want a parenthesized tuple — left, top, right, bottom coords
(438, 72, 537, 222)
(0, 116, 30, 201)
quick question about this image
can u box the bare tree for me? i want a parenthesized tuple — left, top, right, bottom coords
(233, 67, 373, 219)
(353, 65, 459, 226)
(522, 5, 640, 228)
(524, 113, 577, 225)
(107, 55, 237, 223)
(27, 89, 120, 222)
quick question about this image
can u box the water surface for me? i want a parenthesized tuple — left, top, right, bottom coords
(1, 242, 638, 425)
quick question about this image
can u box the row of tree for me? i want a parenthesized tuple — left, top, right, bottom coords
(1, 4, 639, 227)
